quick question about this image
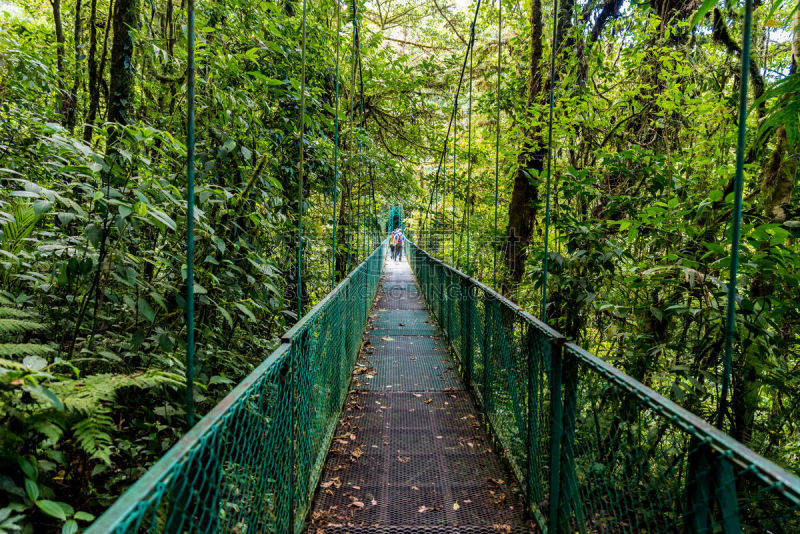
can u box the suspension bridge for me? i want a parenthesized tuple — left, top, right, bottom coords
(82, 0, 800, 530)
(83, 207, 799, 533)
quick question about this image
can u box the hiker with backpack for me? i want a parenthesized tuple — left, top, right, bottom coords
(395, 230, 405, 261)
(389, 229, 398, 260)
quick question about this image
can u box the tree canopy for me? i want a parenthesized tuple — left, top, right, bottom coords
(0, 0, 798, 530)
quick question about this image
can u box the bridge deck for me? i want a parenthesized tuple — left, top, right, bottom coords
(307, 254, 532, 533)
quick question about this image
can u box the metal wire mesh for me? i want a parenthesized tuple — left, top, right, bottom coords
(87, 239, 388, 533)
(308, 248, 531, 533)
(407, 239, 800, 533)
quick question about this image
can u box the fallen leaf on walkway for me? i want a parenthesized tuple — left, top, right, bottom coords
(349, 501, 365, 509)
(435, 435, 442, 439)
(493, 525, 512, 533)
(397, 455, 410, 463)
(424, 398, 432, 404)
(352, 485, 361, 490)
(411, 486, 419, 491)
(351, 447, 364, 459)
(488, 478, 505, 486)
(463, 499, 472, 504)
(418, 505, 442, 513)
(453, 502, 460, 511)
(413, 393, 422, 397)
(381, 336, 395, 341)
(321, 477, 342, 489)
(371, 498, 377, 505)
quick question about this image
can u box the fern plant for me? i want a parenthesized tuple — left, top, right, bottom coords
(0, 303, 184, 530)
(0, 307, 54, 371)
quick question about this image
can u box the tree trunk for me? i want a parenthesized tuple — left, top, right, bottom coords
(51, 0, 67, 121)
(334, 177, 351, 280)
(731, 4, 800, 442)
(83, 0, 100, 142)
(503, 0, 573, 295)
(107, 0, 138, 147)
(66, 0, 84, 133)
(502, 0, 543, 294)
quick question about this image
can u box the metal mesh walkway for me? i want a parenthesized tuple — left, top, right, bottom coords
(307, 256, 533, 532)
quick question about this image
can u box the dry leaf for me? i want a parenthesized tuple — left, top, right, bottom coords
(351, 447, 364, 459)
(413, 393, 422, 397)
(418, 505, 442, 513)
(435, 435, 443, 439)
(397, 455, 410, 463)
(352, 485, 361, 490)
(381, 336, 395, 341)
(349, 501, 365, 509)
(424, 398, 432, 404)
(493, 525, 512, 533)
(453, 501, 460, 511)
(321, 477, 342, 489)
(411, 485, 419, 491)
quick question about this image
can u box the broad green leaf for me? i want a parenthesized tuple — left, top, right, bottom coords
(24, 478, 39, 501)
(690, 0, 716, 28)
(138, 298, 156, 322)
(22, 355, 48, 371)
(35, 500, 66, 521)
(74, 511, 95, 522)
(234, 302, 256, 322)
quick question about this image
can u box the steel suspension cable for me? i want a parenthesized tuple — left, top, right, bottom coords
(492, 0, 502, 288)
(355, 2, 366, 262)
(332, 0, 341, 288)
(452, 102, 456, 266)
(541, 0, 559, 321)
(421, 0, 483, 248)
(297, 0, 308, 319)
(185, 0, 196, 427)
(718, 0, 754, 429)
(466, 26, 474, 277)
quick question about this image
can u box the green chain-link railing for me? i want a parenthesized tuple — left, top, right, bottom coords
(87, 231, 389, 533)
(407, 239, 800, 533)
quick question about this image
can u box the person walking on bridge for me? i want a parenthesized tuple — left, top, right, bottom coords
(389, 229, 398, 261)
(395, 230, 405, 262)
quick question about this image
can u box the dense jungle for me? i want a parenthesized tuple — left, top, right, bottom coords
(0, 0, 798, 530)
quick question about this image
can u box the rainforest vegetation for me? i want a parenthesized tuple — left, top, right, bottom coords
(0, 0, 798, 530)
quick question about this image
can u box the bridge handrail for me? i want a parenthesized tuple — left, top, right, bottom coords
(407, 239, 800, 533)
(88, 238, 388, 533)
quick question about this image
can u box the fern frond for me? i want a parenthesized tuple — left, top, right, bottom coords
(0, 307, 34, 319)
(72, 411, 114, 464)
(0, 318, 45, 336)
(0, 343, 55, 357)
(49, 371, 183, 414)
(0, 357, 27, 370)
(0, 203, 43, 255)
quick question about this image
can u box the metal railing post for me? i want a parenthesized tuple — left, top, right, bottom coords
(548, 340, 563, 533)
(462, 282, 472, 388)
